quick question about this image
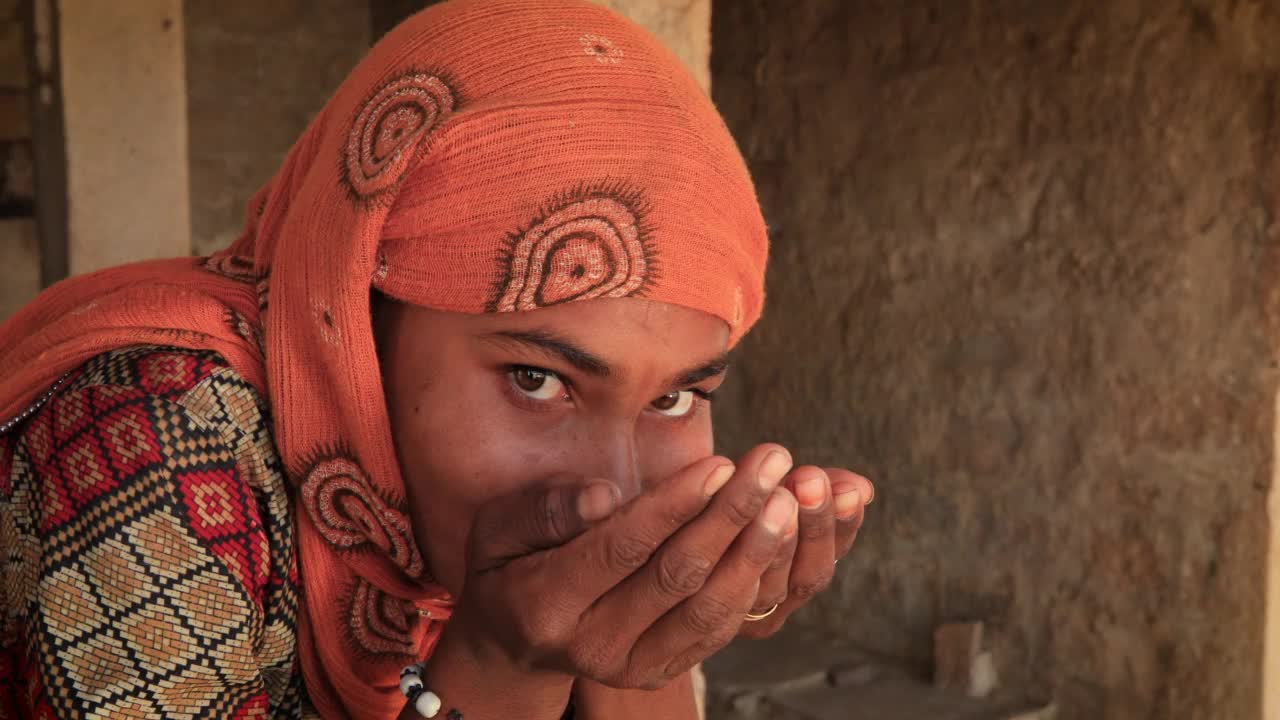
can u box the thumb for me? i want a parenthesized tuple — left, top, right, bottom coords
(471, 479, 621, 566)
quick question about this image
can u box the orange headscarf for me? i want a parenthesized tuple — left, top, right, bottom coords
(0, 0, 767, 716)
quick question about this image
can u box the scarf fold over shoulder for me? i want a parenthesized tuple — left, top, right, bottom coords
(0, 0, 767, 716)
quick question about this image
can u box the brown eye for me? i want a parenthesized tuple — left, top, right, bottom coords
(651, 391, 695, 417)
(509, 367, 566, 401)
(513, 367, 546, 392)
(652, 392, 679, 410)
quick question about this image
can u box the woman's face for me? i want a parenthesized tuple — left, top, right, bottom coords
(375, 297, 731, 595)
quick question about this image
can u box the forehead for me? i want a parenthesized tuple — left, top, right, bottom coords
(394, 297, 730, 369)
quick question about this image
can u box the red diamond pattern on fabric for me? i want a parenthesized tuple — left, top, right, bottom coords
(34, 480, 73, 535)
(175, 459, 268, 601)
(35, 431, 92, 535)
(178, 469, 249, 541)
(88, 383, 144, 415)
(137, 352, 199, 396)
(61, 433, 115, 507)
(98, 402, 164, 480)
(21, 411, 53, 467)
(49, 390, 90, 446)
(3, 346, 306, 718)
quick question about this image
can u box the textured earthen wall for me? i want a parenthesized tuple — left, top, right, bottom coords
(710, 2, 1280, 718)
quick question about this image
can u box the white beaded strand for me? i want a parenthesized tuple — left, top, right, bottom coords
(399, 664, 444, 718)
(416, 691, 443, 718)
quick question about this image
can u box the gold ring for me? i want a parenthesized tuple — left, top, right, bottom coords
(744, 603, 779, 622)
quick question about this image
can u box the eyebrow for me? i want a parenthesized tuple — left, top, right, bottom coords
(481, 329, 730, 387)
(482, 329, 612, 377)
(671, 355, 729, 388)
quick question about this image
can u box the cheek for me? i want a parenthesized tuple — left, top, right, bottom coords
(390, 372, 717, 593)
(635, 411, 715, 490)
(390, 372, 577, 594)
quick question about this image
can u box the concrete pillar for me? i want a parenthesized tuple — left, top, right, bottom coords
(59, 0, 189, 274)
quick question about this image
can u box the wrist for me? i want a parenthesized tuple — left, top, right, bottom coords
(407, 616, 573, 719)
(572, 672, 698, 720)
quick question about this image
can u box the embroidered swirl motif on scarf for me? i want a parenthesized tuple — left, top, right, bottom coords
(203, 253, 259, 283)
(344, 72, 456, 201)
(350, 578, 422, 657)
(301, 455, 423, 578)
(490, 187, 655, 312)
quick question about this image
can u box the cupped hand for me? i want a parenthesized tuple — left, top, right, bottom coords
(445, 444, 800, 690)
(737, 463, 874, 640)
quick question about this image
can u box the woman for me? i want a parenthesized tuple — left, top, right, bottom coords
(0, 0, 872, 718)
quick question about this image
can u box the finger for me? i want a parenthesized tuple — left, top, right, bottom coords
(780, 467, 837, 608)
(751, 530, 796, 616)
(829, 468, 870, 560)
(469, 478, 621, 570)
(833, 467, 874, 509)
(739, 467, 833, 639)
(578, 445, 792, 640)
(544, 455, 730, 614)
(632, 488, 798, 681)
(748, 463, 826, 616)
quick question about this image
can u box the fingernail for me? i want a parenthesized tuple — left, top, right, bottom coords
(761, 490, 797, 535)
(796, 472, 828, 510)
(835, 486, 861, 519)
(758, 450, 792, 491)
(703, 463, 735, 497)
(578, 482, 618, 523)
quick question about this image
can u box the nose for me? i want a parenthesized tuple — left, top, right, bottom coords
(577, 420, 641, 502)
